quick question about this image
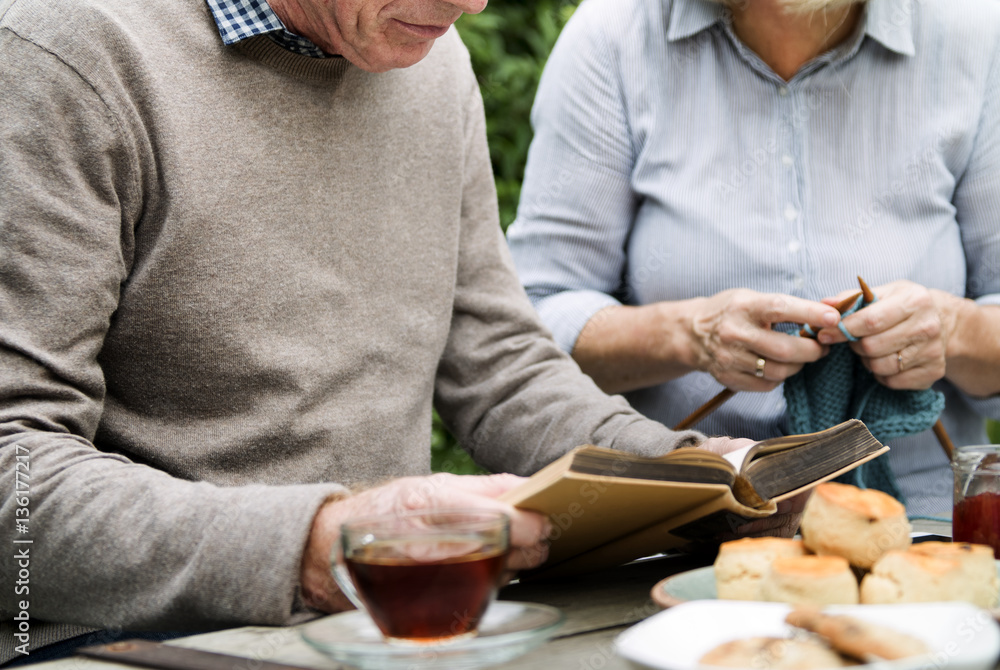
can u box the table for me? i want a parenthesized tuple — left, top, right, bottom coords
(28, 520, 955, 670)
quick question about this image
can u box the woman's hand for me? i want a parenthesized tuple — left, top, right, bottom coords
(574, 290, 839, 395)
(815, 280, 1000, 397)
(815, 281, 950, 390)
(685, 289, 840, 392)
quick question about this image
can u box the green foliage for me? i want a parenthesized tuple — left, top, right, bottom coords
(989, 420, 1000, 444)
(429, 1, 579, 474)
(456, 0, 580, 231)
(431, 410, 486, 475)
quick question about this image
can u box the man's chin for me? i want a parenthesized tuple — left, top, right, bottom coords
(349, 42, 437, 73)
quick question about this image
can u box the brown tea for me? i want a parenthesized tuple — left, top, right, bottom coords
(345, 538, 508, 642)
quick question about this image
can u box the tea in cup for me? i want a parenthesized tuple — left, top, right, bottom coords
(333, 509, 510, 644)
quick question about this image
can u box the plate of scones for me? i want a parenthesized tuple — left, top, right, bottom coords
(652, 482, 1000, 612)
(623, 482, 1000, 670)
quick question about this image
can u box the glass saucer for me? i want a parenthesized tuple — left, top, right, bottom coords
(299, 601, 565, 670)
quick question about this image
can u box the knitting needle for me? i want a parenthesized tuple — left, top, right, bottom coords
(858, 275, 875, 304)
(933, 422, 956, 461)
(798, 291, 863, 338)
(674, 389, 735, 430)
(676, 292, 862, 431)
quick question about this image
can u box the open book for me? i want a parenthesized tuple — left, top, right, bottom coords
(501, 419, 886, 577)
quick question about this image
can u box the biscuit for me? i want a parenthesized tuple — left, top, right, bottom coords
(714, 537, 807, 601)
(799, 482, 910, 569)
(907, 541, 999, 608)
(759, 555, 859, 606)
(859, 550, 968, 604)
(785, 608, 929, 661)
(700, 636, 848, 669)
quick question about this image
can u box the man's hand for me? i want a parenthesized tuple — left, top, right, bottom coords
(299, 473, 551, 613)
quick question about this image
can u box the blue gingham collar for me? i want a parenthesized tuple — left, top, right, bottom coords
(205, 0, 332, 58)
(666, 0, 914, 57)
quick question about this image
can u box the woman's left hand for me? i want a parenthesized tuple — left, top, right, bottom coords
(813, 280, 959, 391)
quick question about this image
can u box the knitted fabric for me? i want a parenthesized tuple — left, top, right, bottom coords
(783, 295, 945, 500)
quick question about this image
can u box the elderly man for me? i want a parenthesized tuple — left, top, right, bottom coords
(0, 0, 757, 662)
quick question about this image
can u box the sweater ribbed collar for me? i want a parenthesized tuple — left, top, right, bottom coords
(235, 34, 353, 82)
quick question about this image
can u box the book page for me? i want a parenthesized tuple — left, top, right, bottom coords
(722, 443, 756, 471)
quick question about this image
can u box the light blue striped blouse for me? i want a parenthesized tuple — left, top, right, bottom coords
(507, 0, 1000, 516)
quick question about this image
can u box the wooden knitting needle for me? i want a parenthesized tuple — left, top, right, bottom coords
(674, 389, 735, 430)
(676, 291, 862, 431)
(798, 291, 863, 338)
(858, 275, 875, 304)
(933, 421, 955, 461)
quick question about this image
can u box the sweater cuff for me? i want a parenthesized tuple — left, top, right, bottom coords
(607, 418, 706, 458)
(202, 483, 349, 626)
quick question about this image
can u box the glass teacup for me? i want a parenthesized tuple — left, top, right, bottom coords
(332, 509, 510, 645)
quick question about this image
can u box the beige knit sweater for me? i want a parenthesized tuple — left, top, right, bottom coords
(0, 0, 702, 658)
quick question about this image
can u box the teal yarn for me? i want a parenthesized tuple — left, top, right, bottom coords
(783, 295, 945, 501)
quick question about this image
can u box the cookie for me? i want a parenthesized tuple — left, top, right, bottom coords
(785, 608, 929, 661)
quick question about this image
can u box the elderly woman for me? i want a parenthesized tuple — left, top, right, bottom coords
(507, 0, 1000, 515)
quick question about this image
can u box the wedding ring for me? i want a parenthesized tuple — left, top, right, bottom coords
(755, 357, 766, 378)
(897, 351, 904, 373)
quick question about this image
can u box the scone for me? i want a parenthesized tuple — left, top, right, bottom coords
(714, 537, 807, 600)
(759, 555, 860, 605)
(700, 636, 847, 669)
(907, 541, 999, 608)
(860, 550, 967, 604)
(799, 482, 911, 569)
(785, 608, 929, 661)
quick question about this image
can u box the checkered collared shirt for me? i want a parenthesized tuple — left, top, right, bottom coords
(205, 0, 331, 58)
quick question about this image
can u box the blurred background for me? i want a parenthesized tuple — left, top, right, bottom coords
(430, 0, 1000, 475)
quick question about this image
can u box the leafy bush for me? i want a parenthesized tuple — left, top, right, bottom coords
(457, 0, 580, 231)
(430, 1, 579, 475)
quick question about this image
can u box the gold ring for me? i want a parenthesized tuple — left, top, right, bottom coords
(897, 351, 904, 373)
(755, 357, 766, 378)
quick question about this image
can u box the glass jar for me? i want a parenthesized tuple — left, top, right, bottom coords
(952, 445, 1000, 558)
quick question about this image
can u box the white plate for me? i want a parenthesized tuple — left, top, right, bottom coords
(615, 600, 1000, 670)
(300, 601, 564, 670)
